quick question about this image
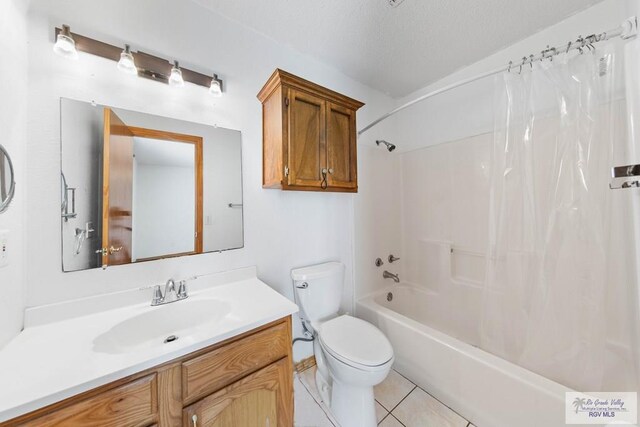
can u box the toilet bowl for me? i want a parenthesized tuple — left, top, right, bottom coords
(317, 315, 394, 426)
(291, 262, 394, 427)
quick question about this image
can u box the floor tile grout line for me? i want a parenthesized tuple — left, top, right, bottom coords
(378, 411, 391, 425)
(392, 369, 417, 387)
(394, 413, 408, 427)
(295, 373, 337, 426)
(413, 382, 470, 424)
(391, 369, 471, 425)
(375, 369, 417, 412)
(387, 385, 417, 417)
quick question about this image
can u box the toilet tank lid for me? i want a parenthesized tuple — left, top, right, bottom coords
(291, 262, 344, 281)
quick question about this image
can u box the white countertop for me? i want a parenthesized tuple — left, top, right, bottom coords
(0, 267, 298, 422)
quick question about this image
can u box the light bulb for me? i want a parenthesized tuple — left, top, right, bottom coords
(209, 77, 222, 97)
(53, 25, 78, 60)
(117, 44, 137, 75)
(169, 61, 184, 87)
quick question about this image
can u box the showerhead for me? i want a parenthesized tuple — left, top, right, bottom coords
(376, 140, 396, 152)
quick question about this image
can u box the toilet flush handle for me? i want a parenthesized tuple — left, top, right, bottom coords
(296, 282, 309, 289)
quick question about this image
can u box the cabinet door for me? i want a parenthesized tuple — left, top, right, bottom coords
(287, 89, 326, 188)
(326, 102, 357, 189)
(183, 358, 292, 427)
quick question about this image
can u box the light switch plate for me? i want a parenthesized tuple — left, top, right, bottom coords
(0, 230, 8, 269)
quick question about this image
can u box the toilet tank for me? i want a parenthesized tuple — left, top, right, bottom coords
(291, 262, 345, 324)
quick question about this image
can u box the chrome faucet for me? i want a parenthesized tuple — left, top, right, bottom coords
(151, 278, 188, 306)
(383, 270, 400, 283)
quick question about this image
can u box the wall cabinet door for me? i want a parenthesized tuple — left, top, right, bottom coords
(182, 358, 292, 427)
(326, 102, 357, 189)
(258, 69, 364, 192)
(287, 89, 326, 188)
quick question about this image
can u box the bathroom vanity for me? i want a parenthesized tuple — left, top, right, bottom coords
(0, 268, 298, 426)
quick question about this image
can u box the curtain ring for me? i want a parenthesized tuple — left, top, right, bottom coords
(519, 57, 526, 74)
(529, 54, 534, 69)
(507, 60, 512, 73)
(565, 41, 572, 54)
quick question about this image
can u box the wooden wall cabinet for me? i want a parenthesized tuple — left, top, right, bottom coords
(258, 69, 364, 193)
(5, 317, 293, 427)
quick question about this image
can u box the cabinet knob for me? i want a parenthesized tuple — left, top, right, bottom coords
(192, 414, 198, 427)
(328, 168, 334, 174)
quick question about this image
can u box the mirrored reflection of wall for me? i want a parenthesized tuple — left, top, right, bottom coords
(60, 99, 103, 271)
(60, 98, 244, 272)
(132, 138, 196, 261)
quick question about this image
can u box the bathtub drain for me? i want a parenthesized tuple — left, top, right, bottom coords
(386, 292, 393, 302)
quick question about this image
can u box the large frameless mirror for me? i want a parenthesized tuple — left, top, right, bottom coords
(60, 98, 244, 272)
(0, 144, 16, 214)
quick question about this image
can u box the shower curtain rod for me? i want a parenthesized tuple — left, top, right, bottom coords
(358, 16, 638, 136)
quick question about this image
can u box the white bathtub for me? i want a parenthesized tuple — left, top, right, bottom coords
(357, 284, 594, 427)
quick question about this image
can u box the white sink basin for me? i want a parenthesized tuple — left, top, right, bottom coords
(93, 299, 231, 354)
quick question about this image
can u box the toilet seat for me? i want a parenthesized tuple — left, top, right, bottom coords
(318, 315, 394, 370)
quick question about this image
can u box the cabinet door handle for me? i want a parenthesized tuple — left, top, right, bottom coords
(192, 414, 198, 427)
(320, 168, 328, 189)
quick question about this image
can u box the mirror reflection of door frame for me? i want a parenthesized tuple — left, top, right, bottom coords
(127, 126, 204, 261)
(102, 108, 135, 267)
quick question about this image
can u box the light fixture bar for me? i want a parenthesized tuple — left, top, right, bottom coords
(53, 26, 224, 90)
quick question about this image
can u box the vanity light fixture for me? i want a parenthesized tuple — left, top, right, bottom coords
(53, 24, 78, 60)
(209, 75, 223, 97)
(117, 44, 137, 75)
(52, 25, 225, 95)
(169, 61, 185, 87)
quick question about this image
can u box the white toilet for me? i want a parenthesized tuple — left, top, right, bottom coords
(291, 262, 394, 427)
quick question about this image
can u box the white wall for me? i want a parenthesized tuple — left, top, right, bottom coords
(393, 0, 636, 152)
(353, 146, 403, 301)
(133, 164, 195, 260)
(25, 0, 396, 361)
(202, 131, 244, 252)
(0, 0, 29, 349)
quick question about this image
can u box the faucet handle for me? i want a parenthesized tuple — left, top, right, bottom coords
(151, 285, 164, 306)
(388, 254, 400, 263)
(177, 280, 188, 299)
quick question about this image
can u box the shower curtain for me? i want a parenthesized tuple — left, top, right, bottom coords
(481, 45, 640, 392)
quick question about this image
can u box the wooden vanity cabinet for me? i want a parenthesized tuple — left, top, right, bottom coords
(5, 317, 293, 427)
(258, 69, 364, 193)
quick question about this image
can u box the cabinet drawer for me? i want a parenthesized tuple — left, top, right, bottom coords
(20, 374, 157, 427)
(182, 321, 289, 404)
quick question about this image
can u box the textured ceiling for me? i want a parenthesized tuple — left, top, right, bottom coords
(193, 0, 604, 97)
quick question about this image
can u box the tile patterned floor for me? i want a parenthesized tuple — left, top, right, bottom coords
(295, 366, 476, 427)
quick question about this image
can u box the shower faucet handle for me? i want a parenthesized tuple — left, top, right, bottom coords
(388, 254, 400, 263)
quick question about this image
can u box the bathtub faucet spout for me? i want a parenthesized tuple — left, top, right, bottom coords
(383, 270, 400, 283)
